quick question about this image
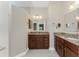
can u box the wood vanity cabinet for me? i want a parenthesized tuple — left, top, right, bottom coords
(28, 35, 37, 49)
(28, 33, 49, 49)
(64, 47, 78, 57)
(64, 40, 78, 57)
(54, 36, 64, 57)
(54, 35, 79, 57)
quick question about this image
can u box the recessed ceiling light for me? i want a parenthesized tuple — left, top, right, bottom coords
(69, 5, 74, 9)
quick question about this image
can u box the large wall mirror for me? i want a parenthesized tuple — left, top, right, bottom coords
(32, 20, 46, 32)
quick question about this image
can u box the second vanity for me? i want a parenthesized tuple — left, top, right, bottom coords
(54, 33, 79, 57)
(28, 32, 49, 49)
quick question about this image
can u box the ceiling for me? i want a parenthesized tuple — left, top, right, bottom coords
(11, 1, 75, 7)
(11, 1, 79, 16)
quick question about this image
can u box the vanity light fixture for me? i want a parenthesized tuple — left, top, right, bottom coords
(33, 15, 42, 19)
(33, 16, 36, 19)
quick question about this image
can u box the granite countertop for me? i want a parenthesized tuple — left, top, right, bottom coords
(55, 33, 79, 46)
(28, 32, 49, 35)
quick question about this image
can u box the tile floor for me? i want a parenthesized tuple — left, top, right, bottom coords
(23, 49, 59, 57)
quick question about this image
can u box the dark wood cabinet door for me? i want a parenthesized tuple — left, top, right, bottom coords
(28, 34, 49, 49)
(57, 41, 64, 56)
(56, 36, 64, 57)
(64, 47, 78, 57)
(28, 35, 37, 49)
(55, 35, 79, 57)
(36, 36, 44, 49)
(43, 36, 49, 49)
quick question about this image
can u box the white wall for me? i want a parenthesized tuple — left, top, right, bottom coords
(48, 5, 65, 49)
(64, 10, 77, 32)
(9, 6, 28, 57)
(0, 1, 9, 56)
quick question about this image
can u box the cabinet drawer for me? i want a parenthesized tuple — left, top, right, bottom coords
(64, 40, 78, 54)
(43, 35, 49, 38)
(57, 37, 64, 43)
(28, 33, 49, 49)
(44, 38, 49, 40)
(64, 47, 78, 57)
(44, 44, 49, 48)
(44, 41, 49, 43)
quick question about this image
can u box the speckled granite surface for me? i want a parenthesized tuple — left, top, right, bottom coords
(28, 32, 49, 35)
(55, 33, 79, 46)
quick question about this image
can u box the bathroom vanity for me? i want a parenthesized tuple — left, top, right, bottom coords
(28, 32, 49, 49)
(54, 33, 79, 57)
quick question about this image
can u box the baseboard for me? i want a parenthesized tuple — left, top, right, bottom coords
(49, 47, 55, 51)
(15, 48, 29, 57)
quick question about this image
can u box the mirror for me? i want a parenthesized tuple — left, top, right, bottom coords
(32, 20, 45, 32)
(33, 23, 37, 30)
(39, 24, 44, 30)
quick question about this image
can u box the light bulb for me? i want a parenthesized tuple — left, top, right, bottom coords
(36, 16, 39, 19)
(33, 16, 36, 19)
(39, 16, 42, 19)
